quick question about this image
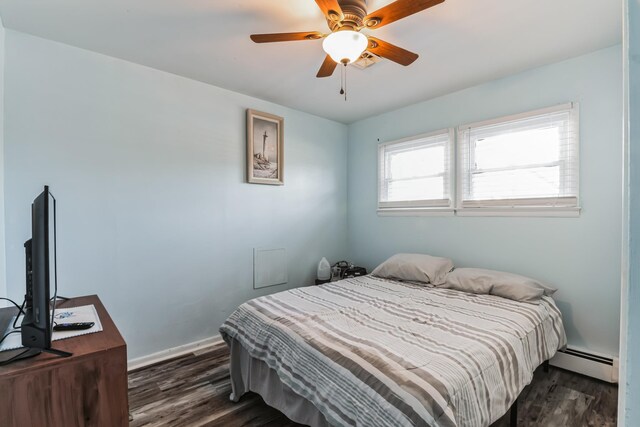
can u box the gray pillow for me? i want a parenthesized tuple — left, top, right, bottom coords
(442, 268, 557, 303)
(371, 253, 454, 285)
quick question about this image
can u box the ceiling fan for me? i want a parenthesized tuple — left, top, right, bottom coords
(250, 0, 445, 78)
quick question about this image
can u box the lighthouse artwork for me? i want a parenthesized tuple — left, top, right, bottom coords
(246, 109, 284, 185)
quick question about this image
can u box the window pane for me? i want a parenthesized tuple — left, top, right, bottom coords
(474, 127, 560, 170)
(470, 166, 560, 200)
(387, 144, 445, 180)
(459, 105, 579, 208)
(387, 176, 444, 202)
(378, 130, 452, 209)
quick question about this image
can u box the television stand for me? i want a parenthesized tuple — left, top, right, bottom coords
(0, 295, 128, 427)
(10, 346, 74, 362)
(40, 347, 72, 358)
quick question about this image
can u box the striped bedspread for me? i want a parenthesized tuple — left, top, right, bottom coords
(220, 275, 566, 427)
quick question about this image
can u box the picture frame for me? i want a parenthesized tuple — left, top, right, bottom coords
(247, 109, 284, 185)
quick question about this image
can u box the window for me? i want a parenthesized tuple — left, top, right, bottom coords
(458, 103, 579, 212)
(378, 130, 454, 212)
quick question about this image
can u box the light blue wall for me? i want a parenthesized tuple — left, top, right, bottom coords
(0, 18, 5, 304)
(347, 45, 623, 356)
(623, 0, 639, 423)
(3, 31, 349, 359)
(0, 18, 4, 307)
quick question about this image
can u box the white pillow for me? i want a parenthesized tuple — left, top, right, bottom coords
(442, 268, 557, 302)
(371, 253, 454, 285)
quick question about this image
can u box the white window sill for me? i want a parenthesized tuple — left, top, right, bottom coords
(455, 207, 581, 217)
(376, 207, 581, 217)
(377, 208, 455, 217)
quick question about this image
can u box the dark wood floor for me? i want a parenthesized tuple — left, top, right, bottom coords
(128, 342, 618, 427)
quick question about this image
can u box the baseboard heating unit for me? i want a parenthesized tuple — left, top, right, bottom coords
(550, 347, 619, 383)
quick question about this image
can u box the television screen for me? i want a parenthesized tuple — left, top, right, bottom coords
(21, 186, 55, 349)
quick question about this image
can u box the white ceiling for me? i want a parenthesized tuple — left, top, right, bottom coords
(0, 0, 621, 123)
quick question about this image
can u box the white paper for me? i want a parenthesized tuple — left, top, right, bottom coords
(0, 304, 103, 352)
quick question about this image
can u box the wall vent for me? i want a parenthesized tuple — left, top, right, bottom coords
(253, 247, 287, 289)
(550, 347, 618, 383)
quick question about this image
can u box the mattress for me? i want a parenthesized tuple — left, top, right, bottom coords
(219, 275, 567, 427)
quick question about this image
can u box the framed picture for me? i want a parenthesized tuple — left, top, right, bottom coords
(247, 109, 284, 185)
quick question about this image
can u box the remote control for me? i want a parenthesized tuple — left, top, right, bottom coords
(53, 322, 95, 331)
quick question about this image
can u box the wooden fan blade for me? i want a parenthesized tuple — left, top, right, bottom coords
(316, 55, 338, 78)
(250, 32, 324, 43)
(367, 37, 418, 66)
(364, 0, 444, 29)
(315, 0, 344, 21)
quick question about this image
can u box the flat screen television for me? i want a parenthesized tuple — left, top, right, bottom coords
(20, 186, 71, 358)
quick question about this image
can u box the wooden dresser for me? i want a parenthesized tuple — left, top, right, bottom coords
(0, 295, 128, 427)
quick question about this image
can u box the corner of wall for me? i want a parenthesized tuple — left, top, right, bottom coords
(0, 16, 6, 303)
(621, 0, 639, 424)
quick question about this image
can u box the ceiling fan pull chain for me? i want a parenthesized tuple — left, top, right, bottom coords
(339, 63, 348, 101)
(340, 63, 345, 98)
(344, 63, 348, 101)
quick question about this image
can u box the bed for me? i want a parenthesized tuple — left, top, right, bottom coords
(219, 275, 567, 427)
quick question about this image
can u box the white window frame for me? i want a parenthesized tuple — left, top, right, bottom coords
(456, 103, 581, 217)
(377, 129, 455, 216)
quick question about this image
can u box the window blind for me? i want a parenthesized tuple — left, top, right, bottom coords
(458, 104, 579, 208)
(378, 130, 453, 209)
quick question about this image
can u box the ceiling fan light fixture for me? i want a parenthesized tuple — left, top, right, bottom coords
(322, 30, 368, 64)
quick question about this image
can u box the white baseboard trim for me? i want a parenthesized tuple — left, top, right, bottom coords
(550, 346, 619, 383)
(128, 336, 225, 372)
